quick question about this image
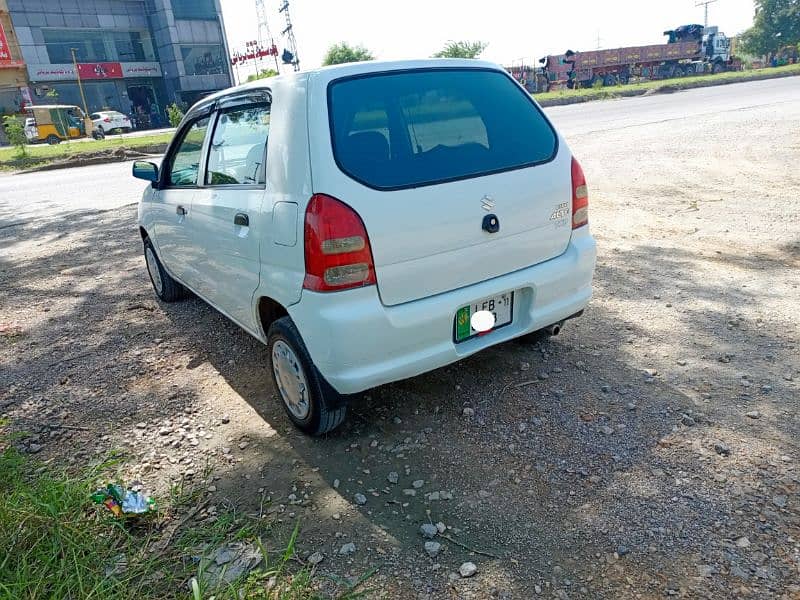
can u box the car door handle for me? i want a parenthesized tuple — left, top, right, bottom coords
(176, 205, 187, 216)
(234, 213, 249, 227)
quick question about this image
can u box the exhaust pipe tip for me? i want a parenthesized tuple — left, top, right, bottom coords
(545, 322, 564, 336)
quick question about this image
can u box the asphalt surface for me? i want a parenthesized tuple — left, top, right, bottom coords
(1, 76, 798, 225)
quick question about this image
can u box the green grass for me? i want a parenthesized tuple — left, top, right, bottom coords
(0, 132, 173, 172)
(534, 63, 800, 104)
(0, 425, 374, 599)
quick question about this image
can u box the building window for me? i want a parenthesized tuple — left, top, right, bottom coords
(182, 45, 227, 76)
(172, 0, 217, 20)
(44, 29, 108, 63)
(43, 29, 156, 64)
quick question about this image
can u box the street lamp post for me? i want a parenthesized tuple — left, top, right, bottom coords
(70, 47, 90, 117)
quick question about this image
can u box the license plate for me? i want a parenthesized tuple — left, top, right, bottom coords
(454, 292, 514, 343)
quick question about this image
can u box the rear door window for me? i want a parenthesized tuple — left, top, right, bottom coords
(328, 69, 557, 189)
(205, 104, 270, 186)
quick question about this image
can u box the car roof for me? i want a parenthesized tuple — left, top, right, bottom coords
(186, 58, 504, 118)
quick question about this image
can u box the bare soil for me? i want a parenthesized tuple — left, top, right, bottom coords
(1, 94, 798, 599)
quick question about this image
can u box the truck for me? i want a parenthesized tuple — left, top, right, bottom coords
(541, 24, 739, 91)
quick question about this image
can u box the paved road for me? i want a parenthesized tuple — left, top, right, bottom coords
(1, 75, 798, 225)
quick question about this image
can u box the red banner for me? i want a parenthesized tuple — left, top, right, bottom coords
(77, 62, 123, 79)
(0, 22, 12, 63)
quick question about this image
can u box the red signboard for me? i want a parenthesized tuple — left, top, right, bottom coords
(77, 62, 123, 79)
(0, 22, 12, 63)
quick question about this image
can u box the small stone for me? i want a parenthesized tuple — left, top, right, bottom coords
(439, 491, 453, 500)
(538, 372, 549, 380)
(158, 427, 171, 436)
(459, 562, 478, 578)
(427, 492, 440, 501)
(626, 403, 637, 411)
(402, 489, 416, 497)
(736, 537, 750, 548)
(207, 485, 217, 493)
(392, 416, 402, 425)
(28, 443, 43, 454)
(600, 385, 611, 393)
(221, 415, 230, 424)
(745, 410, 760, 419)
(333, 479, 340, 489)
(135, 422, 147, 429)
(424, 541, 441, 558)
(462, 407, 475, 417)
(520, 362, 530, 371)
(238, 441, 249, 450)
(354, 493, 367, 505)
(773, 495, 787, 508)
(308, 551, 324, 565)
(681, 414, 696, 427)
(617, 545, 630, 556)
(677, 359, 687, 366)
(714, 442, 731, 456)
(600, 425, 614, 435)
(387, 472, 399, 484)
(339, 542, 356, 555)
(420, 523, 438, 539)
(436, 522, 446, 533)
(412, 479, 424, 489)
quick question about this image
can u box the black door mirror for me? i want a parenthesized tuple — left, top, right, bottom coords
(132, 161, 159, 183)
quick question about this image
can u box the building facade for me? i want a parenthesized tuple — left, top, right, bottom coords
(0, 0, 29, 115)
(5, 0, 233, 127)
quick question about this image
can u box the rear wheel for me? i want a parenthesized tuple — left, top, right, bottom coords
(46, 135, 61, 145)
(268, 317, 347, 436)
(143, 237, 188, 302)
(603, 74, 616, 86)
(712, 62, 725, 74)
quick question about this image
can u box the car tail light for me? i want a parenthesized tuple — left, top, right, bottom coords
(571, 156, 589, 229)
(303, 194, 376, 292)
(103, 117, 111, 123)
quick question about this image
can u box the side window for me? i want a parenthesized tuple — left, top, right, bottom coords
(90, 113, 100, 120)
(167, 117, 210, 187)
(205, 104, 270, 186)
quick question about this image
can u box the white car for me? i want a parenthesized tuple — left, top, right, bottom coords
(23, 117, 38, 142)
(134, 59, 597, 435)
(91, 110, 132, 133)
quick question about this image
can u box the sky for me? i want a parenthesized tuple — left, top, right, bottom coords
(219, 0, 757, 82)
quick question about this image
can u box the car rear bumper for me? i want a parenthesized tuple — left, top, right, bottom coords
(289, 226, 597, 394)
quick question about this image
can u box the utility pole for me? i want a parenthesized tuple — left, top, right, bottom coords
(695, 0, 718, 27)
(279, 1, 300, 72)
(69, 48, 90, 117)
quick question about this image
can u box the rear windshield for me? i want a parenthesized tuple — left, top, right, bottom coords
(328, 68, 557, 190)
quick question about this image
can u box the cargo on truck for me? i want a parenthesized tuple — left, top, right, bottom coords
(541, 24, 740, 91)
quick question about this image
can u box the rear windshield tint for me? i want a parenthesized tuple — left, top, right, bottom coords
(328, 68, 557, 190)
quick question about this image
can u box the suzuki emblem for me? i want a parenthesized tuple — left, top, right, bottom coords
(481, 195, 495, 211)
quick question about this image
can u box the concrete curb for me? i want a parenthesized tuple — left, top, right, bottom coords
(536, 70, 800, 108)
(13, 143, 168, 174)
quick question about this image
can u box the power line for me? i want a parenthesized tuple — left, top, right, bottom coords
(278, 1, 299, 71)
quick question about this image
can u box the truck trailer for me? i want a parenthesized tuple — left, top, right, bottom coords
(541, 24, 738, 91)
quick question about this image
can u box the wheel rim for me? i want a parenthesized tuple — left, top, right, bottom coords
(145, 247, 163, 295)
(272, 340, 310, 420)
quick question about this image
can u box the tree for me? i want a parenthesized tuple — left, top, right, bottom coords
(166, 103, 184, 128)
(738, 0, 800, 56)
(2, 115, 27, 158)
(247, 68, 279, 82)
(322, 42, 374, 66)
(433, 40, 488, 59)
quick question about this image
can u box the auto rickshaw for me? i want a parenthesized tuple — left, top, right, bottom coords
(24, 105, 105, 145)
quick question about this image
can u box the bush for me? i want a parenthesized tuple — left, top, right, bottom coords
(166, 103, 184, 128)
(2, 115, 27, 158)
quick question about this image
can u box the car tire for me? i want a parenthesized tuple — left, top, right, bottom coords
(267, 316, 347, 436)
(46, 135, 61, 145)
(122, 127, 132, 133)
(143, 237, 188, 303)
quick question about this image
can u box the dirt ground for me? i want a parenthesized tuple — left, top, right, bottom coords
(2, 92, 799, 599)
